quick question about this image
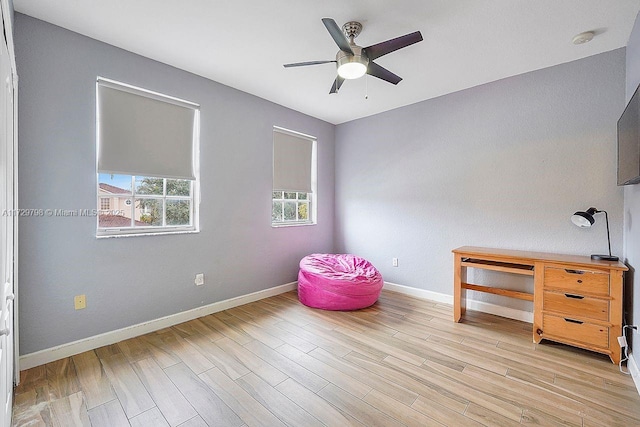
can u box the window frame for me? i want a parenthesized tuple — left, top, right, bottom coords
(271, 126, 317, 228)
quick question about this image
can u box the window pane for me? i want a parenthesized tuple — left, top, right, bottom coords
(167, 179, 190, 196)
(135, 176, 163, 195)
(272, 201, 283, 222)
(298, 193, 307, 200)
(166, 200, 191, 225)
(284, 201, 296, 220)
(136, 198, 163, 226)
(284, 192, 296, 199)
(98, 173, 132, 194)
(272, 191, 283, 199)
(298, 202, 308, 220)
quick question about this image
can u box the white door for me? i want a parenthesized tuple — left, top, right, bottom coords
(0, 2, 16, 425)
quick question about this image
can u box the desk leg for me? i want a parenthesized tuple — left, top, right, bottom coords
(609, 270, 623, 364)
(532, 261, 544, 344)
(454, 254, 466, 322)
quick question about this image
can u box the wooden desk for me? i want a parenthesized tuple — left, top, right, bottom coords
(453, 246, 628, 364)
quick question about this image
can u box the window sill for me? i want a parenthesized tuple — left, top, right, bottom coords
(271, 222, 316, 228)
(97, 228, 199, 239)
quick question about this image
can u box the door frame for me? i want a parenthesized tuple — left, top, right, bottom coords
(0, 0, 19, 385)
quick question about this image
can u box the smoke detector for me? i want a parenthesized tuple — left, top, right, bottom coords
(572, 31, 595, 45)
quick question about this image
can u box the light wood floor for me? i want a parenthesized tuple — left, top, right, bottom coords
(11, 290, 640, 426)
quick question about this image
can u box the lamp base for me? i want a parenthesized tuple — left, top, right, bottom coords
(590, 254, 619, 262)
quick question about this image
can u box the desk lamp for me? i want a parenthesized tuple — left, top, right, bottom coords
(570, 207, 618, 261)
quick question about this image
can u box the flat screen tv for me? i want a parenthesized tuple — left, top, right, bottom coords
(618, 84, 640, 185)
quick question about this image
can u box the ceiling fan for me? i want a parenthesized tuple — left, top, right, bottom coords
(284, 18, 423, 94)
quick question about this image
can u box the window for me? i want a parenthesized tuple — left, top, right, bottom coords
(272, 127, 316, 226)
(96, 78, 199, 237)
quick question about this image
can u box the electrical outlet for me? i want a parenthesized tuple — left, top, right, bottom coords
(195, 273, 205, 286)
(74, 294, 86, 310)
(392, 257, 398, 267)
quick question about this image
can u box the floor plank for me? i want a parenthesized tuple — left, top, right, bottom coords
(274, 378, 364, 427)
(184, 334, 250, 380)
(214, 337, 288, 386)
(132, 358, 197, 426)
(100, 353, 155, 419)
(49, 391, 90, 427)
(276, 343, 373, 398)
(164, 363, 242, 427)
(236, 372, 324, 426)
(317, 383, 405, 427)
(45, 358, 80, 401)
(129, 407, 170, 427)
(71, 351, 116, 409)
(87, 399, 129, 427)
(198, 367, 286, 427)
(243, 340, 328, 392)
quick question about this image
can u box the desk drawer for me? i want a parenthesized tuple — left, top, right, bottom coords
(544, 267, 609, 295)
(543, 291, 609, 321)
(542, 314, 608, 349)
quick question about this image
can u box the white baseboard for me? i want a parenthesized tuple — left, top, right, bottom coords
(383, 281, 533, 323)
(383, 282, 452, 304)
(629, 353, 640, 398)
(19, 282, 297, 370)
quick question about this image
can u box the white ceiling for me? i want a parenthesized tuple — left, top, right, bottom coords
(13, 0, 640, 124)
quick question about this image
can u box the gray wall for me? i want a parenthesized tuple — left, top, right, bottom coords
(335, 49, 626, 312)
(15, 14, 335, 355)
(625, 11, 640, 373)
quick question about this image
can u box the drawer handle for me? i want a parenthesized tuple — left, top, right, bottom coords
(577, 279, 583, 283)
(565, 269, 585, 275)
(564, 293, 584, 299)
(564, 318, 584, 324)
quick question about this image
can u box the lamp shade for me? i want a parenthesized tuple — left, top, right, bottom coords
(571, 210, 595, 228)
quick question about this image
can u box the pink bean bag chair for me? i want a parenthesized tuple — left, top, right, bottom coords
(298, 254, 383, 310)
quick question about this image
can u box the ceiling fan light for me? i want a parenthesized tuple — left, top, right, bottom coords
(336, 46, 369, 80)
(337, 62, 367, 79)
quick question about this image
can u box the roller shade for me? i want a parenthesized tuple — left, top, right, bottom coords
(273, 129, 314, 193)
(97, 78, 198, 180)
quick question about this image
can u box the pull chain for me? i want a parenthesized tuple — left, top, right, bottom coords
(365, 74, 369, 100)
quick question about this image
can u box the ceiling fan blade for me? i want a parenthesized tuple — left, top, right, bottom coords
(284, 60, 336, 68)
(322, 18, 354, 55)
(367, 62, 402, 85)
(330, 76, 345, 94)
(364, 31, 423, 60)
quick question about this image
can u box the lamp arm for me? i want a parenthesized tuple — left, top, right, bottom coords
(601, 210, 612, 257)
